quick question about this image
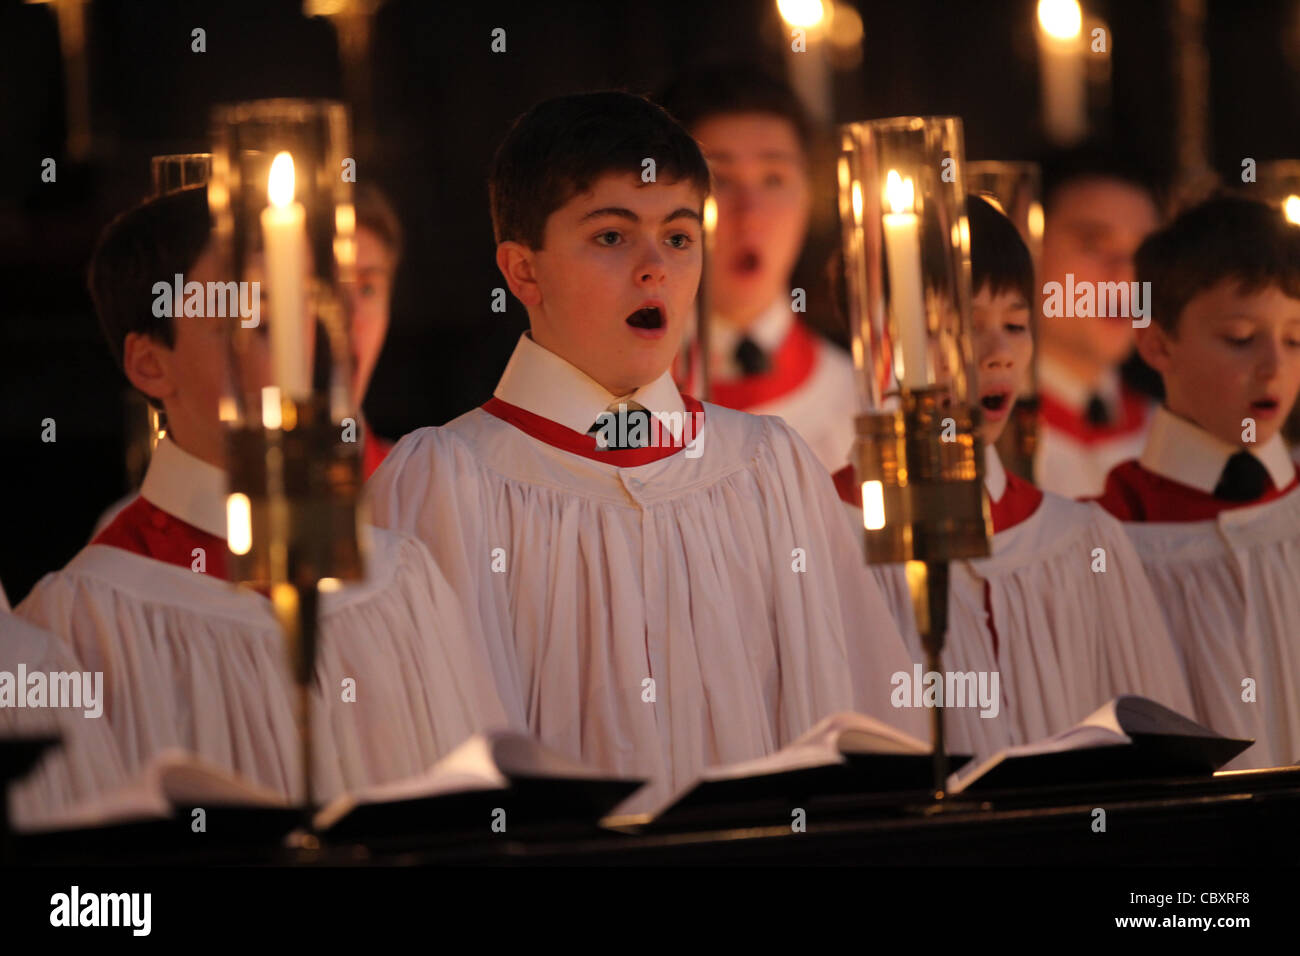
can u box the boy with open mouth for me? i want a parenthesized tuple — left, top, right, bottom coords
(368, 91, 923, 812)
(1095, 195, 1300, 769)
(834, 196, 1192, 758)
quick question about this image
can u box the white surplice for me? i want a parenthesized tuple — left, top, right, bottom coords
(1034, 355, 1155, 500)
(705, 299, 857, 473)
(16, 440, 525, 806)
(1, 611, 132, 828)
(1113, 411, 1300, 769)
(857, 447, 1194, 760)
(367, 333, 925, 812)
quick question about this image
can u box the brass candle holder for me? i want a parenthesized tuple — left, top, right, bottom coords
(209, 99, 366, 831)
(839, 116, 993, 796)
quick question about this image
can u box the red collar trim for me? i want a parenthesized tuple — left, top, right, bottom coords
(832, 464, 1043, 535)
(1038, 385, 1152, 445)
(1096, 459, 1300, 521)
(92, 496, 230, 580)
(707, 320, 819, 410)
(987, 471, 1044, 534)
(481, 394, 706, 466)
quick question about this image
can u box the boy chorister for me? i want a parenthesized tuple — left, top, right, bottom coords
(16, 187, 524, 804)
(834, 197, 1193, 758)
(1096, 196, 1300, 769)
(658, 65, 856, 472)
(367, 92, 923, 810)
(1034, 149, 1162, 498)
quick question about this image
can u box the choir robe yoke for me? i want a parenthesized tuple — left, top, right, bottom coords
(368, 393, 924, 810)
(840, 448, 1194, 758)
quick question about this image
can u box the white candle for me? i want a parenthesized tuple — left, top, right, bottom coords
(1036, 0, 1086, 146)
(261, 151, 310, 400)
(881, 170, 927, 389)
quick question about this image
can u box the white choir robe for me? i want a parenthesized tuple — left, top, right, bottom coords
(17, 437, 525, 804)
(1034, 354, 1155, 499)
(368, 332, 925, 812)
(837, 447, 1194, 760)
(693, 298, 857, 473)
(1097, 406, 1300, 769)
(1, 611, 132, 829)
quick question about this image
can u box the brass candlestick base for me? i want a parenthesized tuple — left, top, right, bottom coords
(226, 393, 367, 823)
(855, 388, 991, 796)
(854, 388, 992, 564)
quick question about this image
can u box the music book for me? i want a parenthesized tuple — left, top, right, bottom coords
(620, 711, 967, 827)
(313, 730, 643, 838)
(949, 695, 1253, 793)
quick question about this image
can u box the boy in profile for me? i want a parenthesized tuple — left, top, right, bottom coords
(1096, 196, 1300, 768)
(368, 92, 922, 810)
(834, 197, 1191, 757)
(658, 64, 856, 471)
(17, 186, 523, 804)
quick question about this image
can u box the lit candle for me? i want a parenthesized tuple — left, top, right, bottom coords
(261, 151, 310, 400)
(1036, 0, 1086, 146)
(881, 170, 927, 389)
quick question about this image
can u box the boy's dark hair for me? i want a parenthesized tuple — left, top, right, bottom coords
(488, 91, 711, 249)
(1137, 194, 1300, 334)
(88, 186, 212, 404)
(657, 61, 813, 154)
(967, 194, 1035, 307)
(1041, 143, 1161, 215)
(355, 182, 403, 268)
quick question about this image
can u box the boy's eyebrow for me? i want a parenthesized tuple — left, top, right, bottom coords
(578, 207, 703, 225)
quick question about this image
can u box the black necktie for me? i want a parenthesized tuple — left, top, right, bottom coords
(1084, 393, 1111, 427)
(1213, 451, 1271, 502)
(734, 337, 772, 376)
(589, 403, 652, 450)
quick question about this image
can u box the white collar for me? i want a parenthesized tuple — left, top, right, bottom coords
(140, 437, 229, 538)
(493, 333, 688, 439)
(1037, 352, 1122, 413)
(709, 298, 795, 374)
(1139, 405, 1295, 494)
(984, 444, 1007, 504)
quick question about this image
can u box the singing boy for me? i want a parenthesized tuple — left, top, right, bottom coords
(1096, 195, 1300, 768)
(368, 91, 923, 811)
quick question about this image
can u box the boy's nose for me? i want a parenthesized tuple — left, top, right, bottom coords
(979, 332, 1014, 369)
(1256, 335, 1283, 379)
(637, 246, 668, 286)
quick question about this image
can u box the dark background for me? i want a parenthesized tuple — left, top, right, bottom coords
(2, 0, 1299, 603)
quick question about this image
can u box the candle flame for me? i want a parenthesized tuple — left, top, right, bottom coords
(776, 0, 825, 29)
(1285, 195, 1300, 226)
(268, 151, 296, 208)
(703, 195, 718, 232)
(851, 180, 863, 223)
(1028, 200, 1045, 240)
(1037, 0, 1081, 40)
(885, 170, 915, 215)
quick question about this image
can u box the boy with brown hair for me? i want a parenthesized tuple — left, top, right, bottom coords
(368, 91, 922, 811)
(1097, 195, 1300, 768)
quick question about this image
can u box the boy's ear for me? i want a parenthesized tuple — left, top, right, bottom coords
(495, 241, 543, 308)
(1135, 322, 1174, 374)
(122, 332, 178, 405)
